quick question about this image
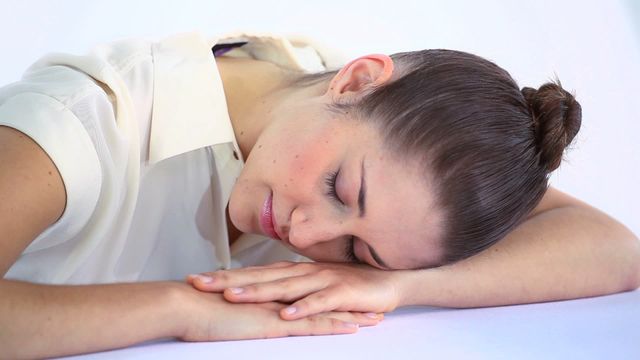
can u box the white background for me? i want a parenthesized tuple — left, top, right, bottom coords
(1, 0, 638, 236)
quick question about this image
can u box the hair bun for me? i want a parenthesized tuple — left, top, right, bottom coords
(521, 80, 582, 172)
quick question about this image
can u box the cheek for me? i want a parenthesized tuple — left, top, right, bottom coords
(229, 120, 343, 227)
(282, 126, 343, 188)
(285, 150, 321, 188)
(281, 136, 337, 193)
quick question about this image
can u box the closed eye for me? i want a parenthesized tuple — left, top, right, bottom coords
(325, 170, 363, 265)
(324, 169, 344, 205)
(344, 236, 360, 263)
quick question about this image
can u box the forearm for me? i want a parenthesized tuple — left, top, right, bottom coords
(400, 206, 640, 308)
(0, 279, 185, 359)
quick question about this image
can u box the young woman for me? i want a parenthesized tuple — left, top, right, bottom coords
(1, 31, 638, 359)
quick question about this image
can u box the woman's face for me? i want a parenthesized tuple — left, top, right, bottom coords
(228, 98, 444, 270)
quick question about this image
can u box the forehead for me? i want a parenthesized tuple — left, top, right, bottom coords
(348, 124, 444, 269)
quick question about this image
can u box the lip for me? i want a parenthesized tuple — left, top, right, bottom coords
(260, 191, 281, 240)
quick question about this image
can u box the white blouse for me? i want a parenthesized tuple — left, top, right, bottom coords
(0, 31, 346, 284)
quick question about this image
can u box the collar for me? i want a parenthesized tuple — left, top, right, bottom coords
(149, 32, 239, 164)
(148, 31, 341, 164)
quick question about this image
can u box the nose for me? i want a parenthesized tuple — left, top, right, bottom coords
(287, 207, 344, 249)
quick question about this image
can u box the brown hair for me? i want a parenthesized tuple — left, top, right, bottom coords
(287, 49, 581, 268)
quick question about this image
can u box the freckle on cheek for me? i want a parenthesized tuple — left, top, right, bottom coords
(273, 159, 276, 164)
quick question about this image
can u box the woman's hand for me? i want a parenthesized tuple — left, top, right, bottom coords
(186, 261, 403, 320)
(173, 282, 379, 342)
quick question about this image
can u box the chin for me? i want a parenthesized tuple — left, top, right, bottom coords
(227, 195, 248, 234)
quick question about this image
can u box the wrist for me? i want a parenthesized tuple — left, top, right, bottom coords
(160, 282, 195, 339)
(394, 268, 445, 307)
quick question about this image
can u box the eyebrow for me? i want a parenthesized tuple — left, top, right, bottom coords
(358, 157, 366, 217)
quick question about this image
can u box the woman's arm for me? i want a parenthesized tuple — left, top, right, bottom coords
(191, 187, 640, 316)
(399, 190, 640, 307)
(1, 279, 376, 359)
(0, 280, 185, 359)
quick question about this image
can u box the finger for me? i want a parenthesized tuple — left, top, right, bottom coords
(216, 261, 299, 275)
(188, 263, 314, 292)
(186, 274, 221, 292)
(279, 289, 343, 320)
(223, 275, 328, 303)
(229, 261, 296, 271)
(186, 273, 209, 285)
(186, 262, 297, 286)
(249, 261, 297, 269)
(258, 302, 286, 312)
(285, 316, 359, 336)
(324, 311, 383, 327)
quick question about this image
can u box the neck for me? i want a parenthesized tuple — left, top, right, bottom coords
(216, 56, 297, 159)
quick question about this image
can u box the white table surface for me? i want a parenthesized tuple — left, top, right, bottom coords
(59, 289, 640, 360)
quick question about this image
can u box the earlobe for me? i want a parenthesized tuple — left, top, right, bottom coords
(327, 54, 394, 99)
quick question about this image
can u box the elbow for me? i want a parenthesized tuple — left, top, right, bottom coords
(626, 234, 640, 291)
(590, 206, 640, 292)
(627, 264, 640, 291)
(580, 206, 640, 292)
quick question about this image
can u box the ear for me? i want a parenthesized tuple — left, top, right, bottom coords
(326, 54, 394, 102)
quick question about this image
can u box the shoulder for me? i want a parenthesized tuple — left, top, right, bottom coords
(526, 186, 592, 220)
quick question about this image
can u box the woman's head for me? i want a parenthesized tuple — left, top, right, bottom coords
(226, 49, 581, 269)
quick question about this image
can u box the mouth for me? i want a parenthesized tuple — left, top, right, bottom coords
(260, 191, 281, 240)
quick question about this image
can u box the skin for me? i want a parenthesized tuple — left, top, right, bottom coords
(217, 54, 445, 270)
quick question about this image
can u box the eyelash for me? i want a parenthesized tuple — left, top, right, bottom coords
(344, 236, 358, 263)
(324, 170, 344, 205)
(325, 170, 359, 263)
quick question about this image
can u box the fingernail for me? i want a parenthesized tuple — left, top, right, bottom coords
(229, 287, 244, 294)
(284, 306, 297, 315)
(365, 312, 378, 319)
(197, 275, 213, 284)
(343, 322, 359, 329)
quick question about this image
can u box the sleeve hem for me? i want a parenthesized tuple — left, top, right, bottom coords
(0, 92, 102, 252)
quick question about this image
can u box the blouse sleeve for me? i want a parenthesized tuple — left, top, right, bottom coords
(0, 65, 105, 252)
